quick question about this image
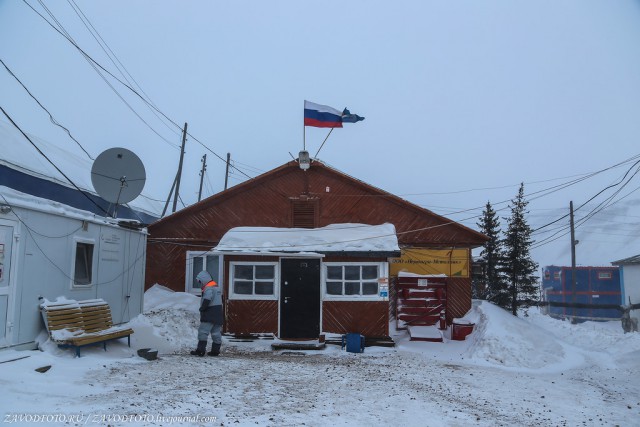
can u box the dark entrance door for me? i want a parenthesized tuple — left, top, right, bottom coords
(280, 258, 321, 339)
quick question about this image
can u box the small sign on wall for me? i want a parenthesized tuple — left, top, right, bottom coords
(379, 285, 388, 298)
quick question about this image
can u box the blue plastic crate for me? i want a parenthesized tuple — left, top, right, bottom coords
(341, 333, 365, 353)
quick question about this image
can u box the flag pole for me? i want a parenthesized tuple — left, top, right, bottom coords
(303, 100, 306, 151)
(314, 128, 334, 158)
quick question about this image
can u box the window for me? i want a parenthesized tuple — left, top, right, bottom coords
(73, 241, 94, 287)
(229, 262, 277, 299)
(185, 252, 222, 295)
(553, 271, 561, 280)
(324, 263, 384, 299)
(598, 271, 612, 280)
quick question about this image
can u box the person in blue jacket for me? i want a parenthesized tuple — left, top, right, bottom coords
(191, 270, 223, 356)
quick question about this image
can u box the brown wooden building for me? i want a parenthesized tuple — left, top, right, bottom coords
(146, 160, 488, 339)
(211, 223, 400, 340)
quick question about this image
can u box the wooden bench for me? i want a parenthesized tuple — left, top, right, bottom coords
(40, 298, 134, 357)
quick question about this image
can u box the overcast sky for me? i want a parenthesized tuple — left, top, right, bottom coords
(2, 1, 640, 270)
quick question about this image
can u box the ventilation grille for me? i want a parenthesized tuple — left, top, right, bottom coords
(291, 200, 318, 228)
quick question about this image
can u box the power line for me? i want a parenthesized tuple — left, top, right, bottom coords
(0, 105, 110, 216)
(178, 134, 253, 180)
(531, 162, 640, 249)
(23, 0, 257, 181)
(27, 0, 181, 149)
(532, 157, 640, 233)
(0, 58, 94, 160)
(574, 165, 640, 229)
(65, 0, 180, 138)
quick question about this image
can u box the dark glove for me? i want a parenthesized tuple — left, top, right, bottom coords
(200, 298, 211, 312)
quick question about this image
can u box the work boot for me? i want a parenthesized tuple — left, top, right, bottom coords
(190, 340, 207, 356)
(207, 343, 221, 356)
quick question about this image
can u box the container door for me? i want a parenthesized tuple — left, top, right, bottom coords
(0, 224, 14, 347)
(280, 258, 320, 339)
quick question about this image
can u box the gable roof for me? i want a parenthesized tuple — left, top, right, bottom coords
(150, 159, 488, 247)
(612, 255, 640, 265)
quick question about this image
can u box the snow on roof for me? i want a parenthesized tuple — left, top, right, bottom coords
(0, 120, 161, 217)
(611, 255, 640, 265)
(214, 223, 400, 253)
(1, 184, 100, 220)
(0, 185, 146, 232)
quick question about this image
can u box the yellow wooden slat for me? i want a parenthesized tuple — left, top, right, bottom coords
(69, 328, 133, 346)
(41, 299, 133, 354)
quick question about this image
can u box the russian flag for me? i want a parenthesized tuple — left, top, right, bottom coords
(304, 101, 343, 128)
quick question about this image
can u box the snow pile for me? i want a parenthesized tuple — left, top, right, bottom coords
(127, 284, 201, 353)
(143, 284, 199, 313)
(215, 223, 399, 253)
(33, 285, 635, 374)
(463, 300, 583, 371)
(132, 287, 625, 372)
(526, 309, 634, 352)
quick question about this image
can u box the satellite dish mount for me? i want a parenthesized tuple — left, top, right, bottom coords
(91, 148, 146, 218)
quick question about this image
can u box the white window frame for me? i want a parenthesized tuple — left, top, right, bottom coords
(322, 262, 388, 301)
(71, 237, 95, 289)
(228, 261, 279, 301)
(185, 251, 224, 296)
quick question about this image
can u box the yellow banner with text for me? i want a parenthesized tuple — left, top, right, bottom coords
(389, 248, 470, 278)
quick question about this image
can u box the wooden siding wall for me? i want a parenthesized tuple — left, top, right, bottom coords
(223, 255, 280, 336)
(146, 242, 206, 292)
(446, 277, 472, 322)
(146, 162, 486, 293)
(323, 301, 389, 338)
(226, 300, 278, 335)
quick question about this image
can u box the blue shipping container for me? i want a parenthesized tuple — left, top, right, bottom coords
(542, 266, 621, 320)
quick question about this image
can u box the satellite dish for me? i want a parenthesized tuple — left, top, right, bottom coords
(91, 147, 146, 205)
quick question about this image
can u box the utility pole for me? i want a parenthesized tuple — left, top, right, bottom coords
(570, 201, 578, 320)
(172, 122, 188, 213)
(161, 177, 176, 217)
(224, 152, 231, 190)
(198, 154, 207, 202)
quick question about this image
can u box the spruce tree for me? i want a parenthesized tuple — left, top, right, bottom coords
(501, 183, 539, 315)
(476, 201, 509, 305)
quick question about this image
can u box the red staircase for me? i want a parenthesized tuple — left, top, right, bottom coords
(395, 274, 447, 342)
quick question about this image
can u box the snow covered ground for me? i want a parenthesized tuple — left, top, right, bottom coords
(1, 285, 639, 427)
